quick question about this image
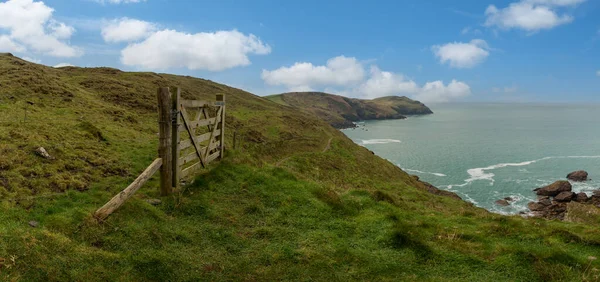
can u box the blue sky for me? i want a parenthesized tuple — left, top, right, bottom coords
(1, 0, 599, 102)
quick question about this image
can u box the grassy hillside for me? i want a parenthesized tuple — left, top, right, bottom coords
(266, 92, 433, 128)
(1, 54, 600, 281)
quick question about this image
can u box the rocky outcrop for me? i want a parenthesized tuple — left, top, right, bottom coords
(411, 175, 463, 201)
(495, 199, 510, 206)
(575, 192, 589, 203)
(554, 192, 575, 202)
(534, 181, 571, 196)
(567, 170, 588, 182)
(528, 185, 600, 220)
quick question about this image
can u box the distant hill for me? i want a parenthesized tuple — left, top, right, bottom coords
(266, 92, 433, 128)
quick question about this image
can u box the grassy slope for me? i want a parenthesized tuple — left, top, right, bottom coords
(0, 54, 599, 281)
(266, 92, 433, 128)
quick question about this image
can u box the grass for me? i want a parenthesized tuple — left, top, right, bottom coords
(1, 54, 600, 281)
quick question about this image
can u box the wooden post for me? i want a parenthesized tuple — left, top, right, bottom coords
(157, 87, 173, 196)
(171, 88, 181, 190)
(94, 158, 163, 221)
(216, 94, 225, 159)
(233, 130, 237, 150)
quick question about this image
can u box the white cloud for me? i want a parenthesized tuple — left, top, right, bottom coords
(120, 29, 270, 71)
(49, 20, 75, 39)
(22, 56, 41, 63)
(432, 39, 490, 68)
(0, 35, 25, 52)
(414, 80, 471, 103)
(102, 18, 156, 43)
(0, 0, 81, 57)
(261, 56, 365, 90)
(262, 55, 471, 103)
(54, 62, 74, 68)
(596, 70, 600, 77)
(484, 0, 585, 32)
(351, 66, 418, 99)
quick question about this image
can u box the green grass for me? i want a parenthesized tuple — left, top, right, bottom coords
(1, 54, 600, 281)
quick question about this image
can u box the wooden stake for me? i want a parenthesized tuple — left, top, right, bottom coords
(94, 158, 162, 221)
(157, 87, 173, 196)
(171, 88, 181, 190)
(217, 94, 225, 159)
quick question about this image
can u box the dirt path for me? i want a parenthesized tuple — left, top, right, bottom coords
(275, 137, 333, 167)
(322, 137, 332, 153)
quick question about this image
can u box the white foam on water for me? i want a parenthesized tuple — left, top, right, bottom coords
(361, 139, 402, 145)
(460, 155, 600, 186)
(402, 168, 446, 177)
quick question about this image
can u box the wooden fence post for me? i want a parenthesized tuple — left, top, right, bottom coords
(157, 87, 173, 196)
(171, 88, 181, 191)
(216, 94, 225, 159)
(94, 158, 163, 221)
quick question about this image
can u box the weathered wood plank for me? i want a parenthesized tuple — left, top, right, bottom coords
(217, 94, 225, 159)
(179, 131, 221, 150)
(179, 142, 219, 165)
(171, 88, 181, 190)
(157, 87, 172, 196)
(181, 99, 209, 108)
(178, 116, 219, 132)
(203, 106, 223, 161)
(206, 150, 221, 164)
(181, 161, 201, 179)
(94, 158, 162, 221)
(180, 106, 206, 168)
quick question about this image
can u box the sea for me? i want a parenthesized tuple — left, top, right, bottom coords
(341, 103, 600, 214)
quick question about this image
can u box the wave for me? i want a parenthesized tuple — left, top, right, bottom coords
(448, 155, 600, 189)
(361, 139, 402, 145)
(403, 168, 446, 177)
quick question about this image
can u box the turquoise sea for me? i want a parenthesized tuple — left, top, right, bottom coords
(341, 103, 600, 214)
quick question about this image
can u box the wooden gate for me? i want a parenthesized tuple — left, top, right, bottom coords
(171, 88, 225, 190)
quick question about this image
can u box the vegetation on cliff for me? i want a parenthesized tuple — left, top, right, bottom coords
(266, 92, 433, 128)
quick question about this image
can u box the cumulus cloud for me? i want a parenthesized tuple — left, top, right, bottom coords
(261, 56, 365, 91)
(262, 55, 471, 103)
(432, 39, 490, 68)
(414, 80, 471, 103)
(0, 0, 81, 57)
(0, 35, 25, 52)
(120, 29, 270, 71)
(102, 18, 156, 43)
(351, 66, 418, 98)
(54, 62, 74, 68)
(484, 0, 585, 32)
(22, 56, 41, 63)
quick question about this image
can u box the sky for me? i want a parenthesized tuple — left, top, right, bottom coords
(0, 0, 599, 103)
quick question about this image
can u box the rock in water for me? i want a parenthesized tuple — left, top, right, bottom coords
(535, 181, 572, 196)
(567, 170, 588, 182)
(495, 199, 510, 206)
(554, 192, 575, 202)
(575, 192, 589, 203)
(35, 147, 52, 159)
